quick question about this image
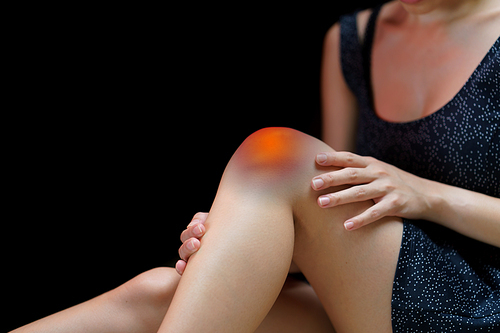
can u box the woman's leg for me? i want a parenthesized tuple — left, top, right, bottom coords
(256, 276, 335, 333)
(10, 267, 334, 333)
(159, 127, 402, 332)
(10, 267, 180, 333)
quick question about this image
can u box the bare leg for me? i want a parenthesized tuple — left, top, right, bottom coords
(10, 267, 180, 333)
(160, 128, 313, 332)
(292, 177, 401, 332)
(159, 128, 402, 332)
(10, 268, 334, 333)
(256, 276, 335, 333)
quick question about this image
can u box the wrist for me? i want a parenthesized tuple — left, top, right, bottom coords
(419, 179, 454, 225)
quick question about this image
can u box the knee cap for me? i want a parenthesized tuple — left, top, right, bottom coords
(124, 267, 180, 305)
(231, 127, 314, 180)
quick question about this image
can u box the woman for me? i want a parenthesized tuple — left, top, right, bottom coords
(12, 0, 499, 332)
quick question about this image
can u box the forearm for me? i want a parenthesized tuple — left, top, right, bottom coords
(423, 179, 500, 248)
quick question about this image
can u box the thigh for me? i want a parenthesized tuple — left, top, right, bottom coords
(255, 276, 335, 333)
(293, 181, 403, 333)
(262, 132, 403, 332)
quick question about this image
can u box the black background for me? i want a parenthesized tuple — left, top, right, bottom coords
(5, 1, 385, 331)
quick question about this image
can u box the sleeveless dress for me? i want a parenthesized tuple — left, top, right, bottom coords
(339, 6, 500, 332)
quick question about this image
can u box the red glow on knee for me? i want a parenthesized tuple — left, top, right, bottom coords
(249, 129, 291, 164)
(234, 128, 301, 173)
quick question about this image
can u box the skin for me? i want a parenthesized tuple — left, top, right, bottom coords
(11, 266, 333, 333)
(177, 0, 500, 272)
(11, 0, 500, 332)
(159, 127, 402, 333)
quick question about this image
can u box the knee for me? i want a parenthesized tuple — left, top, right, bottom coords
(229, 127, 329, 184)
(118, 267, 180, 307)
(234, 127, 307, 169)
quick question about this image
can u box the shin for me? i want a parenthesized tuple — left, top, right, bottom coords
(160, 128, 307, 332)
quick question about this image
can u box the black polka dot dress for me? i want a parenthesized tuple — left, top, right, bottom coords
(339, 5, 500, 332)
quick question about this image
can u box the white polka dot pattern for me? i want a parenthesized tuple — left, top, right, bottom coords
(340, 7, 500, 331)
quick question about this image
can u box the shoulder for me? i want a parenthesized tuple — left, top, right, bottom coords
(323, 21, 340, 51)
(321, 20, 359, 151)
(324, 8, 372, 47)
(326, 1, 403, 48)
(322, 6, 373, 53)
(356, 9, 372, 45)
(356, 1, 406, 44)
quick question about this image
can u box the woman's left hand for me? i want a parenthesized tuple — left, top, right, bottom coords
(311, 151, 432, 231)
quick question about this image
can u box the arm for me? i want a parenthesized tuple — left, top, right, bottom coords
(320, 22, 359, 151)
(318, 17, 500, 248)
(424, 179, 500, 248)
(311, 151, 500, 248)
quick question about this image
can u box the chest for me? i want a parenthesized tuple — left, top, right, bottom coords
(371, 26, 496, 123)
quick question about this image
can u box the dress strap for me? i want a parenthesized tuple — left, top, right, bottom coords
(339, 5, 383, 106)
(362, 5, 383, 108)
(339, 10, 364, 100)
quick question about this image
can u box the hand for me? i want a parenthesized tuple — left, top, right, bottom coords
(175, 212, 208, 275)
(311, 151, 431, 231)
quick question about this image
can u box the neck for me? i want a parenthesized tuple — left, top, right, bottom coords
(400, 0, 499, 25)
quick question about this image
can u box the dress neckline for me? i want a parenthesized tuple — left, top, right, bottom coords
(363, 8, 500, 125)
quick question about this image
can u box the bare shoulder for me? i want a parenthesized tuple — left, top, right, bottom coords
(356, 1, 406, 44)
(321, 19, 358, 151)
(323, 21, 340, 51)
(356, 9, 372, 45)
(327, 1, 403, 46)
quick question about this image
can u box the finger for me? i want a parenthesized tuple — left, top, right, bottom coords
(312, 167, 376, 190)
(175, 260, 187, 275)
(316, 151, 369, 168)
(180, 223, 206, 243)
(179, 237, 201, 261)
(187, 212, 209, 228)
(343, 201, 393, 231)
(317, 184, 383, 208)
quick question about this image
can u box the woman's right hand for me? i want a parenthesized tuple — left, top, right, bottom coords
(175, 212, 208, 275)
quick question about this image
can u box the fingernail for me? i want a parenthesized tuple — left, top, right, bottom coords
(344, 221, 354, 230)
(312, 178, 324, 189)
(318, 196, 330, 206)
(193, 224, 204, 236)
(188, 219, 201, 228)
(317, 153, 327, 164)
(175, 260, 186, 276)
(186, 239, 197, 251)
